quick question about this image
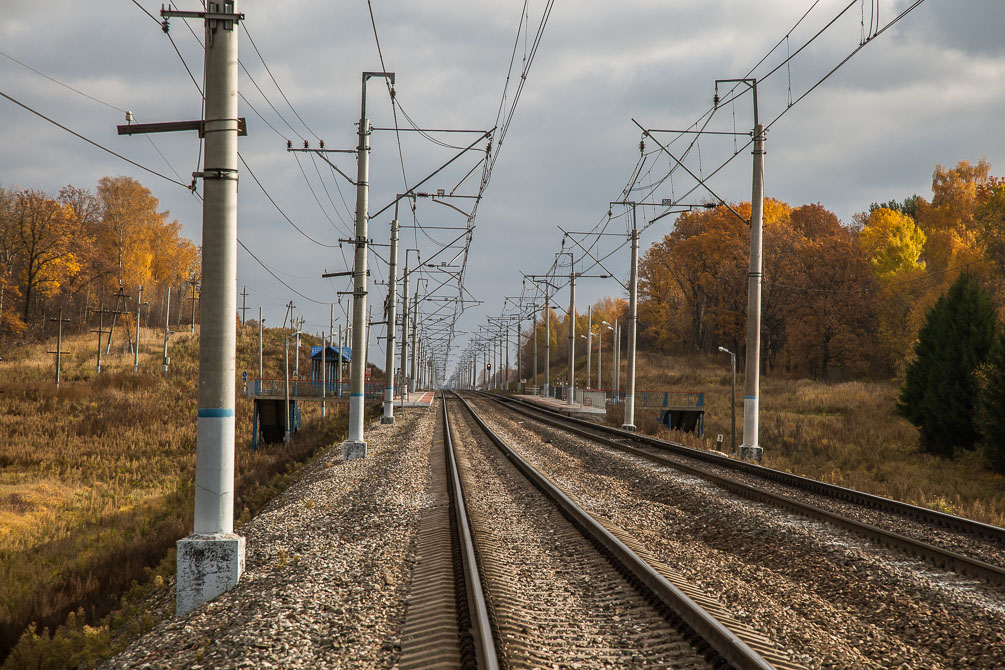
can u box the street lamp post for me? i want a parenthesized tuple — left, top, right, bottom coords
(718, 346, 737, 456)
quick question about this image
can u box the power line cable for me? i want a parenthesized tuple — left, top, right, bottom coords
(238, 152, 339, 248)
(0, 89, 189, 189)
(242, 23, 320, 142)
(1, 48, 188, 184)
(238, 238, 335, 305)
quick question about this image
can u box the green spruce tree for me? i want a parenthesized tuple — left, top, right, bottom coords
(977, 329, 1005, 473)
(897, 272, 996, 457)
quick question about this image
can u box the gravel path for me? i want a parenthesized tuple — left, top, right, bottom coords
(447, 399, 715, 670)
(103, 407, 436, 670)
(472, 397, 1005, 670)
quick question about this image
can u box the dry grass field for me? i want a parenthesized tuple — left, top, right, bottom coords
(0, 323, 349, 666)
(598, 351, 1005, 526)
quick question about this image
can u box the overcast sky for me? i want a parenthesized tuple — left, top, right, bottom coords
(2, 0, 1003, 379)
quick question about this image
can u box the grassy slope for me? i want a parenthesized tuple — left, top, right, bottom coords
(0, 323, 349, 663)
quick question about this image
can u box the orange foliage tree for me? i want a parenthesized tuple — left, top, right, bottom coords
(10, 190, 88, 322)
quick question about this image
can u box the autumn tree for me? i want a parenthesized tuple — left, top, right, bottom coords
(11, 190, 87, 322)
(859, 207, 926, 279)
(777, 204, 878, 378)
(898, 273, 996, 457)
(0, 187, 25, 335)
(94, 176, 197, 296)
(914, 160, 992, 277)
(973, 181, 1005, 302)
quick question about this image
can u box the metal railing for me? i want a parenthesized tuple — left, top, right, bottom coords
(248, 379, 405, 399)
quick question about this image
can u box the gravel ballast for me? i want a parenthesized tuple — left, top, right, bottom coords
(103, 407, 436, 670)
(471, 397, 1005, 670)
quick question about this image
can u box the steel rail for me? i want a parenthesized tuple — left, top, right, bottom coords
(441, 391, 500, 669)
(482, 393, 1005, 586)
(495, 393, 1005, 540)
(450, 391, 776, 670)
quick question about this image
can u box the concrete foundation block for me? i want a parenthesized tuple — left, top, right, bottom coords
(176, 532, 245, 616)
(380, 416, 395, 425)
(739, 445, 763, 463)
(342, 439, 367, 460)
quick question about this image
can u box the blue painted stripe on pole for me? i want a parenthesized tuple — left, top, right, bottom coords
(198, 408, 235, 418)
(744, 395, 757, 400)
(350, 393, 364, 398)
(384, 386, 393, 391)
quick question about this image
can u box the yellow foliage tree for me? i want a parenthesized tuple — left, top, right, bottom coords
(858, 207, 926, 279)
(97, 176, 191, 291)
(11, 191, 87, 321)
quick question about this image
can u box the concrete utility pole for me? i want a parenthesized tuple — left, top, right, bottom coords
(321, 329, 327, 419)
(585, 305, 592, 389)
(257, 307, 263, 382)
(624, 222, 639, 431)
(91, 299, 113, 374)
(410, 290, 419, 393)
(567, 271, 576, 405)
(544, 286, 550, 396)
(105, 287, 130, 356)
(516, 317, 522, 392)
(337, 322, 343, 396)
(294, 319, 301, 380)
(400, 250, 414, 402)
(48, 309, 70, 387)
(598, 320, 605, 390)
(532, 309, 538, 391)
(740, 121, 766, 463)
(614, 319, 620, 398)
(162, 288, 172, 373)
(133, 285, 149, 372)
(382, 214, 399, 424)
(343, 71, 394, 461)
(163, 1, 245, 617)
(189, 279, 199, 334)
(284, 336, 291, 441)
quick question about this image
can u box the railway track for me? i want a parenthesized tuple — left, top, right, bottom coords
(398, 392, 805, 670)
(476, 391, 1005, 586)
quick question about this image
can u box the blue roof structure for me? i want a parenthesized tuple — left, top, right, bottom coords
(310, 345, 350, 362)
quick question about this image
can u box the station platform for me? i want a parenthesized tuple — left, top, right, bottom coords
(513, 393, 607, 416)
(397, 390, 435, 408)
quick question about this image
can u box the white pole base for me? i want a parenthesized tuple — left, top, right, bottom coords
(342, 439, 367, 460)
(621, 424, 637, 432)
(380, 414, 395, 425)
(176, 532, 245, 616)
(738, 444, 763, 463)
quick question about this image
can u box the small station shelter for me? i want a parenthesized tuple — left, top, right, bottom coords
(310, 345, 350, 382)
